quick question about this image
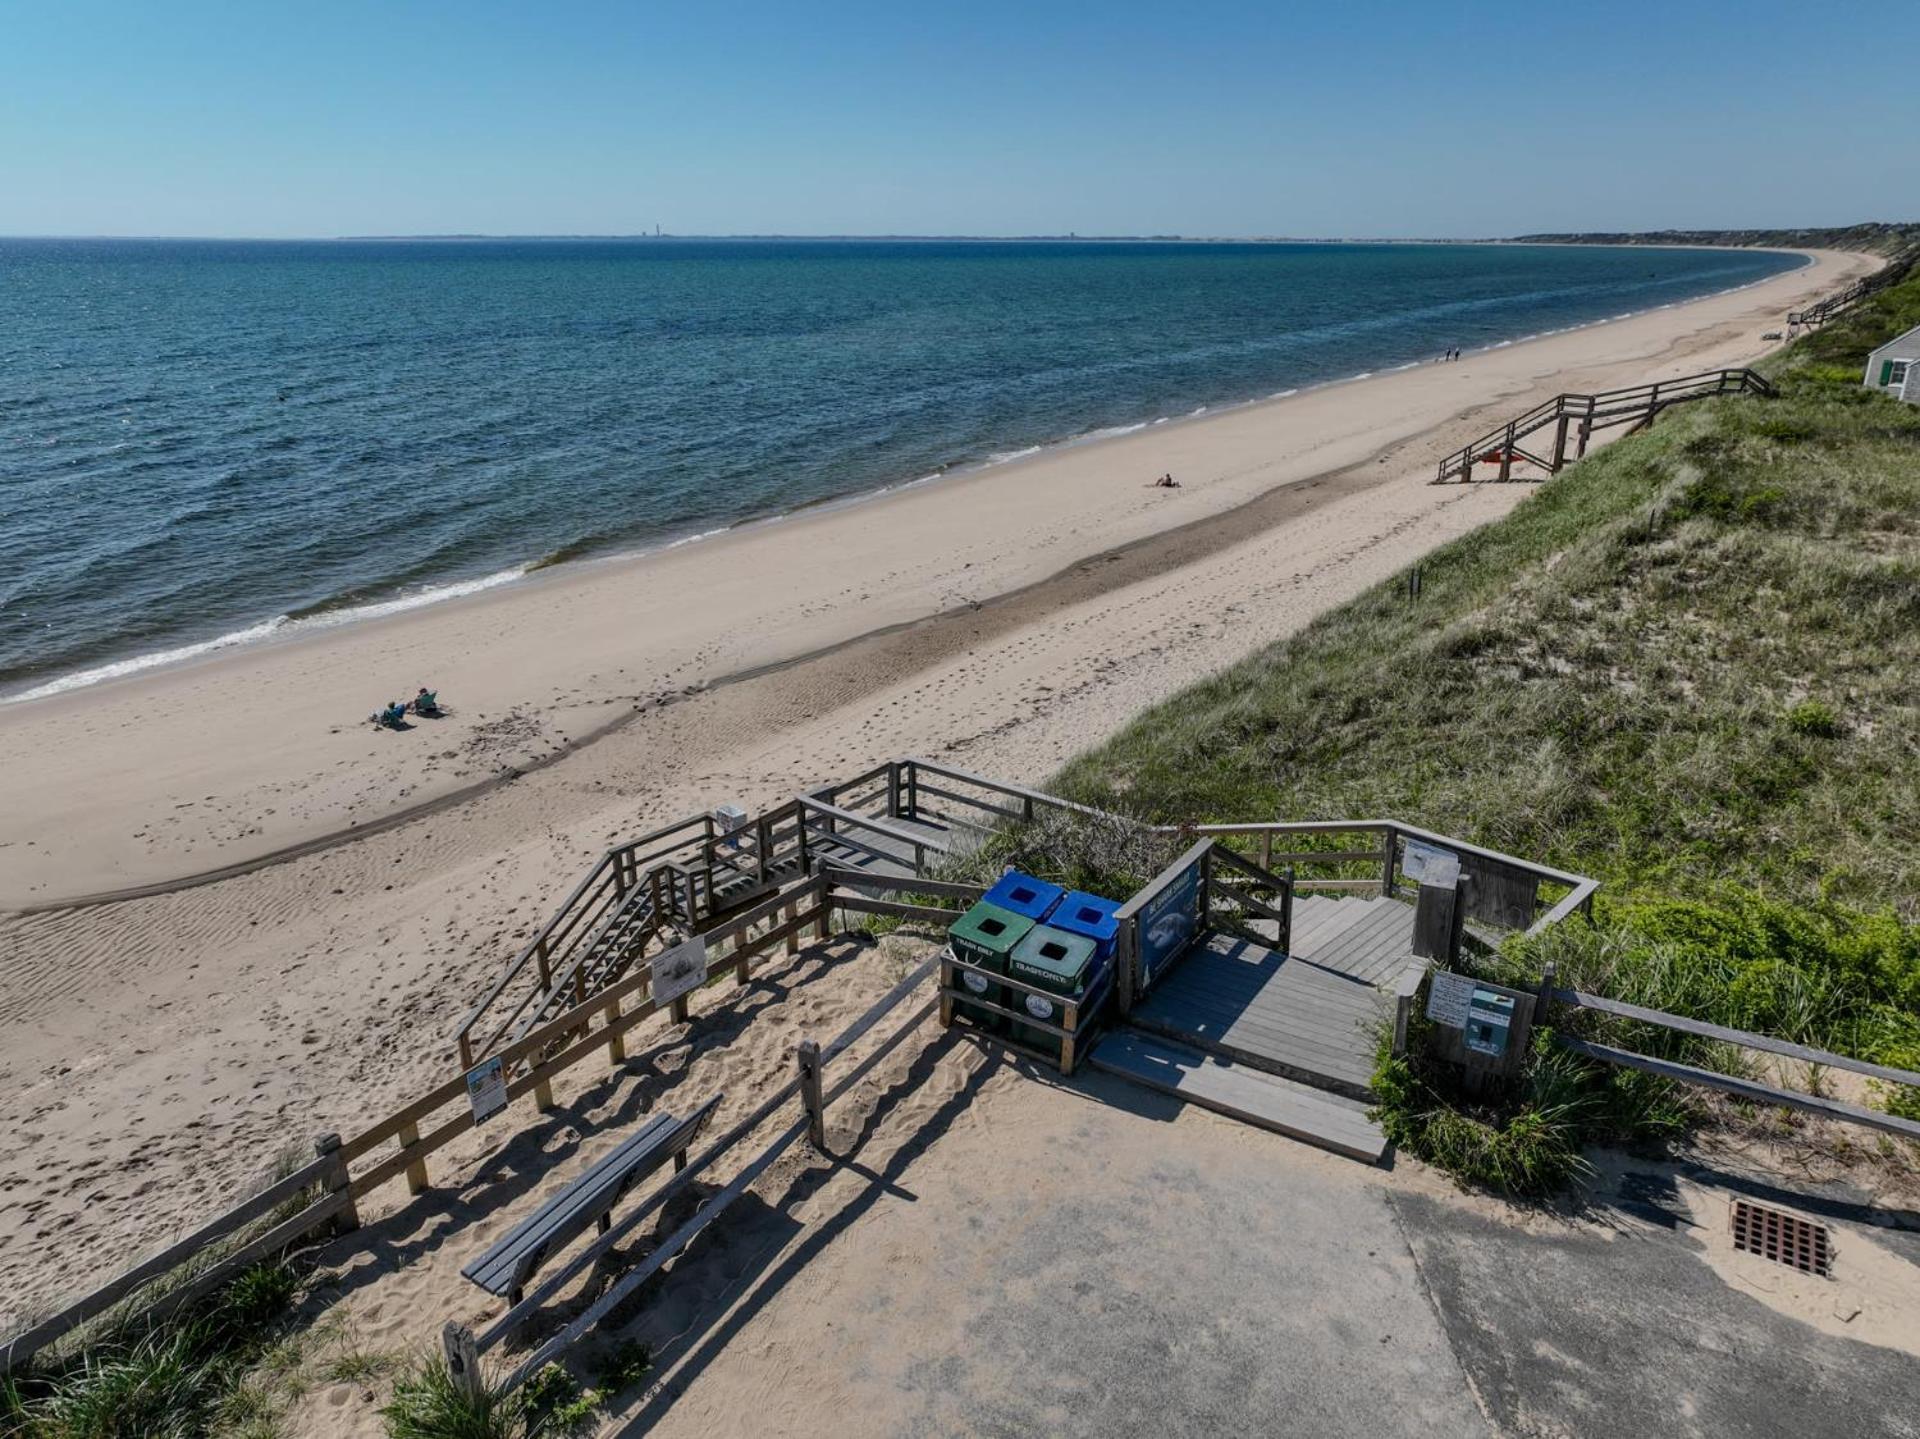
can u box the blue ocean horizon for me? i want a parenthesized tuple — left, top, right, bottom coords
(0, 238, 1800, 699)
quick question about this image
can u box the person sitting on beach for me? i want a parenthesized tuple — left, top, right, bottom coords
(412, 687, 440, 716)
(376, 701, 408, 728)
(1154, 472, 1180, 488)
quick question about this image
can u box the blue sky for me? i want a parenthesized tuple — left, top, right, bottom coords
(1, 1, 1913, 238)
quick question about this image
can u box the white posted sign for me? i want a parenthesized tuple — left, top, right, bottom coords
(465, 1055, 508, 1124)
(1425, 969, 1476, 1029)
(1402, 840, 1461, 889)
(650, 936, 709, 1009)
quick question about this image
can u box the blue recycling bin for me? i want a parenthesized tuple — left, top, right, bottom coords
(1047, 890, 1120, 978)
(983, 870, 1064, 923)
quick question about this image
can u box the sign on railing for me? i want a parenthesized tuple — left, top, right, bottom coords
(650, 936, 708, 1008)
(1129, 843, 1207, 996)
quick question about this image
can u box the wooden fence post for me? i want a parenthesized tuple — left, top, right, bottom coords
(1498, 422, 1515, 481)
(1536, 960, 1557, 1027)
(796, 1040, 825, 1150)
(1380, 826, 1397, 897)
(397, 1122, 429, 1196)
(442, 1322, 483, 1402)
(1551, 413, 1570, 471)
(604, 992, 626, 1063)
(314, 1133, 360, 1234)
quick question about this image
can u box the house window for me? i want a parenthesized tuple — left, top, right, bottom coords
(1890, 359, 1911, 390)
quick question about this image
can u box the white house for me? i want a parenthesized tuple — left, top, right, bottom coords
(1864, 321, 1920, 403)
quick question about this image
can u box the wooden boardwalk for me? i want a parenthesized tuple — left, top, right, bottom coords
(1283, 894, 1421, 986)
(806, 814, 961, 884)
(1131, 930, 1390, 1101)
(1089, 1030, 1386, 1163)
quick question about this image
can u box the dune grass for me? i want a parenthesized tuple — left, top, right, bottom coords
(1, 1260, 302, 1439)
(1040, 257, 1920, 1192)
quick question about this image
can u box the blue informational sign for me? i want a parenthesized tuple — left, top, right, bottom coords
(1136, 855, 1202, 991)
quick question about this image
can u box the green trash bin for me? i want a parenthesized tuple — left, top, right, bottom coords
(1007, 924, 1098, 1055)
(947, 901, 1034, 1033)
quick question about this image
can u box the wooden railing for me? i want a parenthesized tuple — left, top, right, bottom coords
(1433, 368, 1775, 483)
(1786, 255, 1910, 329)
(4, 758, 1602, 1376)
(5, 872, 840, 1376)
(0, 1143, 356, 1373)
(453, 799, 818, 1068)
(1173, 819, 1597, 938)
(1541, 975, 1920, 1143)
(456, 928, 946, 1401)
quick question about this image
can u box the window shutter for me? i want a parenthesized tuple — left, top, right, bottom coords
(1881, 361, 1896, 386)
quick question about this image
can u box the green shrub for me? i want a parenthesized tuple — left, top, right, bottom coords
(4, 1261, 301, 1439)
(1785, 698, 1841, 737)
(382, 1357, 531, 1439)
(1372, 1038, 1595, 1198)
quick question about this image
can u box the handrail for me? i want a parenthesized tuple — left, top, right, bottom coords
(454, 812, 718, 1064)
(1160, 817, 1595, 936)
(1434, 368, 1774, 483)
(1551, 987, 1920, 1090)
(902, 756, 1112, 825)
(796, 796, 936, 872)
(487, 951, 942, 1391)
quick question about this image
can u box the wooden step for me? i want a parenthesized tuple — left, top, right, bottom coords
(1089, 1030, 1387, 1165)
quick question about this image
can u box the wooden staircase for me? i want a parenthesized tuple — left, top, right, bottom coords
(1434, 367, 1774, 483)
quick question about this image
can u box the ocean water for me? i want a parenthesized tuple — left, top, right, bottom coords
(0, 238, 1798, 699)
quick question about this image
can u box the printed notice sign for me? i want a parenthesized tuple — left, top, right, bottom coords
(465, 1055, 508, 1124)
(1403, 840, 1461, 889)
(1425, 970, 1475, 1028)
(650, 936, 709, 1009)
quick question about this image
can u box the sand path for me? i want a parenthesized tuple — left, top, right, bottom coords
(0, 248, 1871, 1324)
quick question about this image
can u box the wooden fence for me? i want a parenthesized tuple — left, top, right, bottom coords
(1787, 255, 1912, 329)
(1, 756, 1600, 1376)
(1541, 972, 1920, 1143)
(1432, 368, 1775, 484)
(453, 909, 947, 1399)
(2, 872, 837, 1376)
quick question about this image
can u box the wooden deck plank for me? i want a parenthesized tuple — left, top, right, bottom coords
(1134, 999, 1380, 1086)
(1089, 1031, 1386, 1163)
(1288, 896, 1382, 951)
(1145, 984, 1376, 1040)
(1307, 899, 1408, 963)
(1090, 1032, 1383, 1142)
(1301, 902, 1415, 982)
(1138, 999, 1379, 1060)
(1135, 925, 1389, 1098)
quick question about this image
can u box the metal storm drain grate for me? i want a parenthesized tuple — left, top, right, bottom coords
(1730, 1199, 1832, 1277)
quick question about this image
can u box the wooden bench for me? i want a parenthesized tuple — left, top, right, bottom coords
(462, 1096, 721, 1305)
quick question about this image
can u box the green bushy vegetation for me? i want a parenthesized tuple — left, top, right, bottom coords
(1043, 259, 1920, 1192)
(1, 1261, 301, 1439)
(380, 1342, 652, 1439)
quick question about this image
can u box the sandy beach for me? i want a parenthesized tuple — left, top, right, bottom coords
(0, 246, 1876, 1325)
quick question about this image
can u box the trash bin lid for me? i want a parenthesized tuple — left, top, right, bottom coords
(984, 870, 1065, 921)
(1048, 890, 1120, 944)
(1009, 925, 1098, 989)
(949, 901, 1035, 959)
